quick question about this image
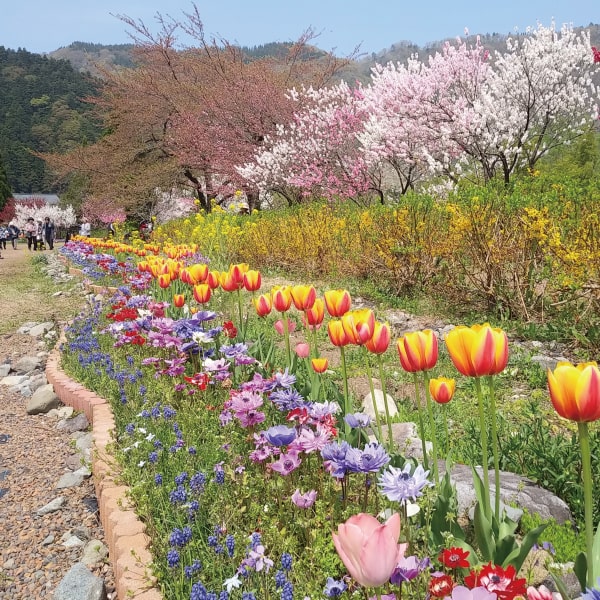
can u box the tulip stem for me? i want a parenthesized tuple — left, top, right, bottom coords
(377, 357, 395, 454)
(578, 421, 595, 589)
(413, 373, 429, 471)
(474, 377, 491, 521)
(365, 349, 384, 443)
(282, 311, 292, 369)
(340, 346, 350, 438)
(486, 375, 501, 521)
(423, 372, 439, 485)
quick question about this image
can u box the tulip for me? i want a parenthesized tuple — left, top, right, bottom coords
(272, 286, 293, 312)
(324, 289, 351, 317)
(304, 298, 325, 329)
(328, 320, 351, 347)
(188, 263, 209, 284)
(332, 512, 401, 588)
(274, 319, 296, 336)
(291, 285, 316, 311)
(445, 323, 508, 377)
(158, 273, 171, 289)
(396, 330, 438, 373)
(193, 283, 211, 304)
(342, 309, 376, 345)
(547, 361, 600, 587)
(206, 271, 220, 289)
(429, 377, 456, 404)
(220, 270, 242, 292)
(365, 322, 391, 355)
(294, 343, 310, 358)
(254, 293, 272, 317)
(311, 357, 329, 373)
(328, 319, 352, 434)
(243, 270, 262, 292)
(173, 293, 185, 308)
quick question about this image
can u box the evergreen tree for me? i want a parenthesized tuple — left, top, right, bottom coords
(0, 153, 12, 211)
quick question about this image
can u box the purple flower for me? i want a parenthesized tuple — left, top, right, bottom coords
(267, 369, 296, 390)
(324, 577, 347, 597)
(291, 489, 317, 508)
(236, 409, 266, 428)
(344, 442, 390, 473)
(263, 425, 297, 447)
(309, 401, 340, 419)
(294, 424, 333, 453)
(444, 586, 498, 600)
(270, 451, 302, 476)
(344, 412, 372, 428)
(269, 388, 305, 411)
(230, 390, 264, 413)
(378, 463, 432, 503)
(321, 440, 351, 478)
(390, 555, 430, 584)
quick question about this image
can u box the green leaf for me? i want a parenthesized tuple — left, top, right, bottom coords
(550, 571, 573, 600)
(473, 501, 495, 562)
(501, 523, 547, 572)
(574, 551, 587, 593)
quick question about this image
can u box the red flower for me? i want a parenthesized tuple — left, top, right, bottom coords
(222, 321, 237, 339)
(439, 547, 470, 569)
(184, 373, 210, 390)
(465, 563, 527, 600)
(429, 574, 454, 597)
(287, 407, 310, 424)
(592, 46, 600, 63)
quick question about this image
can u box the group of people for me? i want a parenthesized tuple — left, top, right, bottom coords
(0, 218, 56, 257)
(0, 221, 21, 258)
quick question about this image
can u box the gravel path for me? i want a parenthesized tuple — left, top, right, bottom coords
(0, 246, 116, 598)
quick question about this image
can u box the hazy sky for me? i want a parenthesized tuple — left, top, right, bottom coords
(1, 0, 597, 56)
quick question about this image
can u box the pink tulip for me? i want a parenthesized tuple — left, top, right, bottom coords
(527, 585, 561, 600)
(332, 512, 401, 588)
(274, 319, 297, 336)
(294, 343, 310, 358)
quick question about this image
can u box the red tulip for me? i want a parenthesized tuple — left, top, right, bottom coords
(328, 320, 351, 347)
(304, 298, 325, 329)
(254, 293, 272, 317)
(332, 512, 401, 588)
(341, 309, 376, 345)
(206, 271, 220, 290)
(324, 289, 351, 317)
(396, 330, 438, 373)
(365, 321, 391, 354)
(547, 361, 600, 422)
(272, 286, 293, 312)
(243, 270, 262, 292)
(429, 377, 456, 404)
(173, 294, 185, 308)
(193, 284, 211, 304)
(158, 273, 171, 289)
(291, 285, 316, 311)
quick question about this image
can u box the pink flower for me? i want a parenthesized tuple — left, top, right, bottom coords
(332, 512, 401, 588)
(274, 319, 296, 335)
(527, 585, 561, 600)
(294, 342, 310, 358)
(269, 450, 302, 476)
(291, 489, 317, 508)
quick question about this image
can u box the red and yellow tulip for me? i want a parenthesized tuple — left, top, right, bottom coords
(272, 286, 293, 313)
(324, 289, 351, 317)
(254, 293, 272, 317)
(291, 285, 316, 311)
(193, 284, 212, 304)
(173, 293, 185, 308)
(365, 321, 391, 354)
(304, 298, 325, 330)
(311, 357, 329, 373)
(429, 377, 456, 404)
(327, 320, 351, 347)
(341, 309, 376, 345)
(243, 270, 262, 292)
(396, 329, 438, 372)
(547, 361, 600, 423)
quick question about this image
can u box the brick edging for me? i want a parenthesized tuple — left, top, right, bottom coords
(46, 349, 163, 600)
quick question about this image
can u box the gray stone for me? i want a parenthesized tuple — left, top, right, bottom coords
(56, 412, 90, 433)
(75, 433, 93, 459)
(36, 496, 65, 515)
(54, 562, 107, 600)
(62, 535, 85, 548)
(80, 540, 109, 567)
(26, 384, 60, 414)
(29, 373, 48, 392)
(65, 454, 85, 470)
(42, 534, 55, 546)
(48, 406, 75, 420)
(12, 355, 42, 374)
(16, 322, 38, 334)
(530, 355, 566, 372)
(368, 421, 432, 460)
(362, 389, 399, 419)
(448, 464, 572, 524)
(1, 375, 27, 387)
(72, 526, 92, 541)
(3, 559, 15, 570)
(0, 364, 10, 377)
(56, 471, 85, 489)
(28, 321, 54, 337)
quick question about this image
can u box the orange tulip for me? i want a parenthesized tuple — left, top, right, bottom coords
(341, 309, 376, 345)
(429, 377, 456, 404)
(173, 294, 185, 308)
(206, 271, 220, 290)
(365, 321, 391, 354)
(304, 298, 325, 329)
(243, 270, 262, 292)
(158, 273, 171, 289)
(324, 289, 352, 317)
(188, 263, 209, 284)
(445, 323, 508, 377)
(547, 361, 600, 423)
(311, 357, 329, 373)
(193, 283, 212, 304)
(254, 293, 272, 317)
(397, 330, 438, 372)
(220, 270, 241, 292)
(327, 320, 352, 347)
(291, 285, 316, 311)
(272, 286, 293, 312)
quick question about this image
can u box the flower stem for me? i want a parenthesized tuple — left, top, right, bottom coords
(365, 349, 383, 443)
(378, 356, 395, 454)
(340, 346, 350, 438)
(486, 375, 501, 521)
(578, 421, 595, 588)
(282, 312, 291, 369)
(413, 372, 429, 470)
(474, 377, 491, 521)
(423, 371, 439, 484)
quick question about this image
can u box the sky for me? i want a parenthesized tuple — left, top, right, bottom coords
(1, 0, 597, 57)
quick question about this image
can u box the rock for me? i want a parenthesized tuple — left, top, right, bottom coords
(48, 406, 75, 420)
(1, 375, 27, 387)
(36, 496, 66, 516)
(74, 432, 93, 459)
(81, 540, 109, 567)
(28, 321, 54, 337)
(29, 373, 48, 392)
(530, 355, 568, 372)
(3, 558, 15, 569)
(56, 471, 85, 489)
(449, 464, 572, 524)
(12, 355, 43, 374)
(62, 535, 85, 548)
(53, 563, 107, 600)
(362, 389, 399, 419)
(73, 525, 92, 541)
(26, 384, 60, 414)
(56, 412, 90, 433)
(16, 322, 38, 334)
(368, 422, 432, 460)
(0, 363, 10, 377)
(42, 534, 55, 546)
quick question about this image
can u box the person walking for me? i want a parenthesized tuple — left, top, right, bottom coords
(8, 221, 20, 249)
(42, 217, 55, 250)
(35, 220, 44, 250)
(24, 217, 37, 251)
(79, 217, 91, 237)
(0, 222, 8, 251)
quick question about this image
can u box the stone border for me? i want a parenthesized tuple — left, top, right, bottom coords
(46, 350, 163, 600)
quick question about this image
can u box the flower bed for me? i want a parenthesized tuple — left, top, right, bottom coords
(58, 240, 600, 600)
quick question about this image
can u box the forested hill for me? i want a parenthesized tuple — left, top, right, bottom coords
(0, 46, 102, 193)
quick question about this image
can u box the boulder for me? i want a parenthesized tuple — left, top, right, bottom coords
(362, 389, 399, 419)
(56, 412, 90, 434)
(26, 384, 60, 414)
(28, 321, 54, 337)
(12, 355, 42, 374)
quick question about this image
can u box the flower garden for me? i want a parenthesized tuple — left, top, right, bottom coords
(57, 216, 600, 600)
